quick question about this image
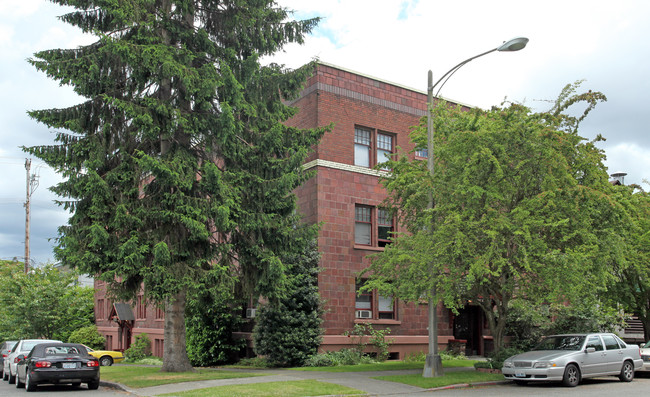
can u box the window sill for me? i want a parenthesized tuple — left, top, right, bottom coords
(354, 319, 401, 325)
(353, 244, 385, 252)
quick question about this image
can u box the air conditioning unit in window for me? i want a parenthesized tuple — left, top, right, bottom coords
(245, 308, 256, 318)
(355, 310, 372, 319)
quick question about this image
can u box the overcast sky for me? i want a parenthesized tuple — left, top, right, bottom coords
(1, 0, 648, 266)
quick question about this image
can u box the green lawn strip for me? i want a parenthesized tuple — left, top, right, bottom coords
(290, 359, 479, 372)
(101, 366, 264, 388)
(158, 380, 365, 397)
(373, 371, 504, 388)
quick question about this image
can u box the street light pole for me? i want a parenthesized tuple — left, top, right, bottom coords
(422, 37, 528, 378)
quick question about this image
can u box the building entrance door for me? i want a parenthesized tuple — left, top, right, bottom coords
(453, 306, 482, 356)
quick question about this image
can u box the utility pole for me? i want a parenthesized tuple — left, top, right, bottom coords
(25, 159, 31, 273)
(24, 159, 39, 273)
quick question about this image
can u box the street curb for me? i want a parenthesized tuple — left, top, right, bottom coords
(100, 380, 137, 395)
(427, 380, 510, 391)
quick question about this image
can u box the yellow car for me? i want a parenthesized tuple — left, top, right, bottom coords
(82, 345, 125, 366)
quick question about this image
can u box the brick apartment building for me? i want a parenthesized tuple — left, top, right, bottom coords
(94, 62, 493, 359)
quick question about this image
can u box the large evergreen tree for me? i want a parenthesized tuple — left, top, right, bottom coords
(25, 0, 325, 371)
(253, 237, 323, 367)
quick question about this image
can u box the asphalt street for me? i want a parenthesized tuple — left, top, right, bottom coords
(0, 370, 648, 396)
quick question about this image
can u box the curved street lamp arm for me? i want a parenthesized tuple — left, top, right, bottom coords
(428, 47, 498, 97)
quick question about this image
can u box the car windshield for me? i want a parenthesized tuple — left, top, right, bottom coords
(533, 335, 585, 351)
(643, 341, 650, 349)
(44, 346, 83, 356)
(21, 341, 42, 352)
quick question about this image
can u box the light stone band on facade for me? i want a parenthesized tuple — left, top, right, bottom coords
(290, 82, 427, 117)
(303, 159, 388, 177)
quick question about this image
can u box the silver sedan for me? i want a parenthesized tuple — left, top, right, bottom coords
(502, 333, 643, 387)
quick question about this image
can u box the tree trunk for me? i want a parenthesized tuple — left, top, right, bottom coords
(161, 289, 194, 372)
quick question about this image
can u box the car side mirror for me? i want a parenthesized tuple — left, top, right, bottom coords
(585, 347, 596, 353)
(16, 354, 25, 361)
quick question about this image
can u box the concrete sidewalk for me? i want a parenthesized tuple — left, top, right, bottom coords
(103, 366, 500, 397)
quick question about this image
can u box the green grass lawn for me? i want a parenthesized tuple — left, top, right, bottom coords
(158, 380, 365, 397)
(373, 371, 504, 388)
(100, 366, 264, 388)
(290, 359, 480, 372)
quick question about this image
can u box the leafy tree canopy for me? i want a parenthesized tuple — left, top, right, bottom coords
(0, 263, 94, 342)
(606, 183, 650, 339)
(363, 82, 622, 350)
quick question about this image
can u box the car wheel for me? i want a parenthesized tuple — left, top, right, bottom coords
(8, 371, 16, 384)
(562, 364, 580, 387)
(25, 372, 36, 392)
(619, 360, 634, 382)
(100, 356, 114, 366)
(16, 373, 24, 388)
(88, 380, 100, 390)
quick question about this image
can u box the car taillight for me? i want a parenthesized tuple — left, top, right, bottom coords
(87, 360, 99, 367)
(35, 361, 51, 368)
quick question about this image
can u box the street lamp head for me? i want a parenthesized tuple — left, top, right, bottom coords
(497, 37, 529, 52)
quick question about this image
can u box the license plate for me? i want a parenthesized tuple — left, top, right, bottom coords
(515, 373, 526, 378)
(62, 362, 78, 369)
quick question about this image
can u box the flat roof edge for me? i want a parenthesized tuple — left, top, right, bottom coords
(316, 61, 475, 109)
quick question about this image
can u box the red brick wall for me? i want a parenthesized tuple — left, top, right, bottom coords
(290, 63, 454, 347)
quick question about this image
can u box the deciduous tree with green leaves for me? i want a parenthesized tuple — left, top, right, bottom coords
(363, 83, 622, 351)
(607, 183, 650, 340)
(0, 263, 94, 342)
(25, 0, 325, 371)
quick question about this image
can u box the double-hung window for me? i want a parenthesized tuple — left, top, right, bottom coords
(355, 205, 394, 247)
(354, 128, 371, 167)
(377, 133, 393, 170)
(377, 209, 394, 247)
(354, 127, 394, 168)
(355, 206, 372, 246)
(355, 279, 396, 320)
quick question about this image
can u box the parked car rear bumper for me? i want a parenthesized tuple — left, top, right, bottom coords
(29, 368, 99, 384)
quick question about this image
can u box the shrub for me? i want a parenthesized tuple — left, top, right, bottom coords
(304, 349, 377, 367)
(235, 357, 272, 368)
(67, 325, 106, 350)
(481, 347, 523, 369)
(133, 357, 163, 366)
(403, 351, 426, 362)
(125, 333, 151, 361)
(344, 323, 394, 361)
(439, 349, 466, 360)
